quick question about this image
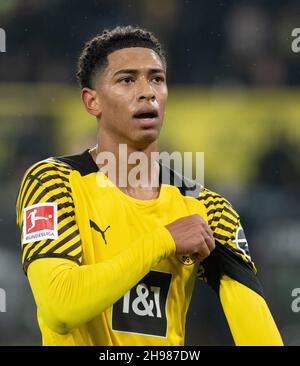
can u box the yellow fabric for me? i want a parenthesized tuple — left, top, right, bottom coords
(197, 188, 255, 271)
(220, 275, 283, 346)
(17, 158, 206, 345)
(27, 225, 175, 337)
(16, 154, 280, 345)
(16, 160, 82, 270)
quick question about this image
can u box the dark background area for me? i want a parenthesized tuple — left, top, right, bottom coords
(1, 0, 300, 86)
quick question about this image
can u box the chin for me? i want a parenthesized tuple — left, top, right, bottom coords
(131, 129, 160, 149)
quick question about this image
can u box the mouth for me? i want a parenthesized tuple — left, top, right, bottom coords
(133, 110, 159, 128)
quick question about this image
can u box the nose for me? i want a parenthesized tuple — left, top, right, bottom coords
(137, 78, 156, 102)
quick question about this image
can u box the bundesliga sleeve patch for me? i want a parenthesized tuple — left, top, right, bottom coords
(22, 203, 58, 244)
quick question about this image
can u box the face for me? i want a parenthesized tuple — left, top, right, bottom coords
(83, 47, 168, 149)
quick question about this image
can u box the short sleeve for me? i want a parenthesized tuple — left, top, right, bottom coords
(16, 159, 82, 274)
(196, 188, 259, 293)
(199, 188, 255, 268)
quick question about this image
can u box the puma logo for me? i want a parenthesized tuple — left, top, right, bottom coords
(90, 220, 110, 245)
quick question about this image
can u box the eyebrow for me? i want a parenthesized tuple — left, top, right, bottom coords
(113, 68, 165, 77)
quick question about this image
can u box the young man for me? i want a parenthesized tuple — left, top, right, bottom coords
(16, 26, 283, 346)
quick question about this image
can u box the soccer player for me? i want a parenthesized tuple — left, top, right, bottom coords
(16, 26, 283, 346)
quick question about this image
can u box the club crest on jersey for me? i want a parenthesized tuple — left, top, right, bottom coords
(176, 254, 196, 266)
(23, 203, 58, 244)
(232, 226, 251, 260)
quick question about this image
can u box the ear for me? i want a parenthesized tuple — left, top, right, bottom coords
(81, 87, 102, 118)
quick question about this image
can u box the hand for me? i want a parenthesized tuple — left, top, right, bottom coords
(165, 214, 215, 261)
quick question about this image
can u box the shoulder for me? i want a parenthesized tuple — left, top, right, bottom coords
(16, 158, 74, 221)
(199, 187, 253, 267)
(198, 188, 233, 207)
(19, 149, 99, 184)
(198, 187, 239, 225)
(20, 157, 74, 184)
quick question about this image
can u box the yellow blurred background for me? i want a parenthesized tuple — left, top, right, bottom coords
(1, 84, 300, 184)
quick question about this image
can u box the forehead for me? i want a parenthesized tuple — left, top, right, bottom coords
(105, 47, 164, 74)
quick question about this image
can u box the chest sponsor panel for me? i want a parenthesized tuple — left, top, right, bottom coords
(112, 270, 172, 337)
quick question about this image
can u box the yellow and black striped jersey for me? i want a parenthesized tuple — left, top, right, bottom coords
(16, 159, 82, 271)
(16, 150, 282, 346)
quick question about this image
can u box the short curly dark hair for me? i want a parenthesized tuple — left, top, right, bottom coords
(77, 25, 167, 89)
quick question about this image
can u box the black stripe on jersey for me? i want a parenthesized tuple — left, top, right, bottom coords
(42, 173, 69, 184)
(55, 150, 98, 176)
(23, 238, 52, 263)
(211, 223, 236, 234)
(198, 192, 222, 201)
(58, 219, 77, 236)
(29, 190, 72, 210)
(208, 214, 236, 227)
(19, 165, 67, 211)
(23, 219, 78, 261)
(60, 240, 81, 255)
(20, 176, 43, 213)
(214, 232, 234, 242)
(72, 251, 82, 261)
(33, 181, 72, 197)
(57, 210, 74, 223)
(23, 253, 81, 273)
(26, 227, 80, 260)
(59, 201, 75, 210)
(203, 199, 230, 209)
(223, 242, 247, 259)
(45, 163, 73, 176)
(23, 179, 72, 210)
(200, 241, 264, 298)
(18, 162, 49, 206)
(206, 205, 239, 223)
(44, 229, 80, 255)
(223, 205, 239, 220)
(206, 207, 223, 217)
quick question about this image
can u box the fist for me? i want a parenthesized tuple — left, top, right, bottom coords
(165, 214, 215, 262)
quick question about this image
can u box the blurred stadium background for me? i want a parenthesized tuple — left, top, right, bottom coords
(0, 0, 300, 345)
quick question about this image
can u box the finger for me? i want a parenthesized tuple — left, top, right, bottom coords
(196, 243, 211, 259)
(204, 235, 215, 252)
(190, 252, 202, 262)
(203, 223, 214, 238)
(191, 248, 210, 262)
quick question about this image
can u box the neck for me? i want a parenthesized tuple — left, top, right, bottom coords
(90, 126, 160, 194)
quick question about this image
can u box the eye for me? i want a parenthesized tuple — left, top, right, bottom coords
(119, 77, 134, 84)
(152, 75, 165, 84)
